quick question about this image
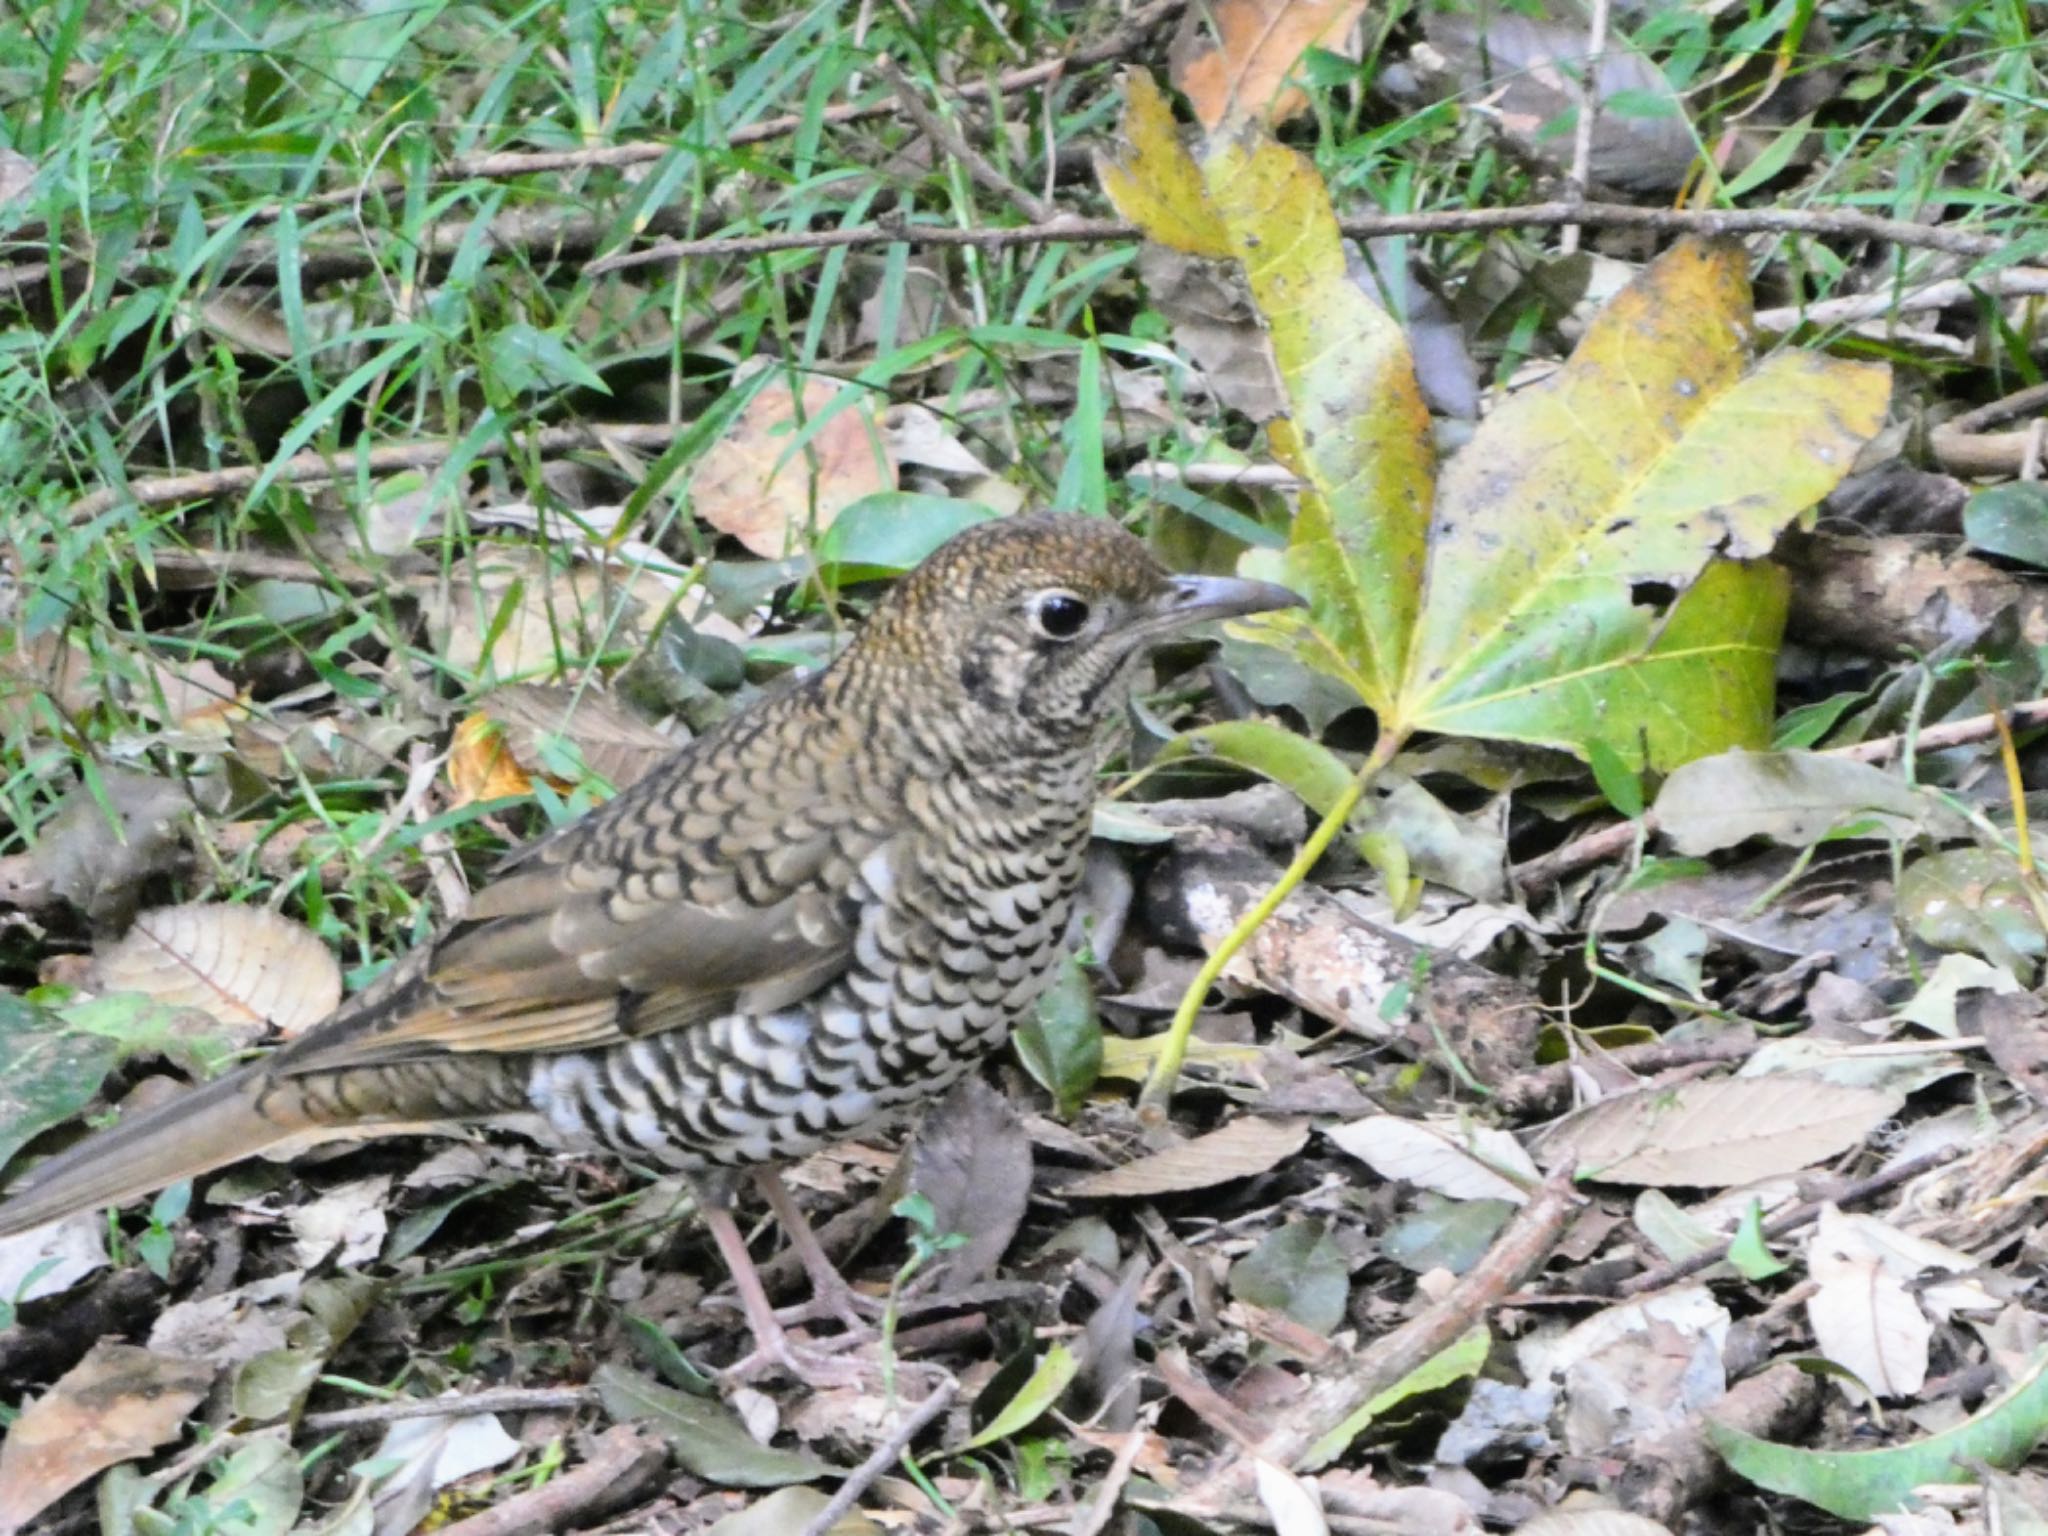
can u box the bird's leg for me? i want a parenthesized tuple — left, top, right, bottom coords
(697, 1192, 868, 1388)
(754, 1168, 883, 1332)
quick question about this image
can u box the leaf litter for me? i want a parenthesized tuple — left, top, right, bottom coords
(3, 0, 2047, 1532)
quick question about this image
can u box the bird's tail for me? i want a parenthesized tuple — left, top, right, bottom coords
(0, 1065, 312, 1237)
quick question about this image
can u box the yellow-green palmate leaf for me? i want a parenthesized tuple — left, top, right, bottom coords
(1098, 82, 1431, 715)
(1391, 240, 1890, 768)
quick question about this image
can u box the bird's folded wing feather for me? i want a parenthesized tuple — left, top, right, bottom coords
(275, 700, 891, 1073)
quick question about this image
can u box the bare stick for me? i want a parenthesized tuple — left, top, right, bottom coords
(1559, 0, 1612, 256)
(1617, 1143, 1967, 1297)
(60, 420, 683, 524)
(301, 1386, 594, 1432)
(591, 199, 2013, 277)
(798, 1376, 958, 1536)
(435, 1423, 666, 1536)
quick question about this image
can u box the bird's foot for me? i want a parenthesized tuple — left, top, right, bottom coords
(775, 1275, 886, 1337)
(718, 1325, 871, 1389)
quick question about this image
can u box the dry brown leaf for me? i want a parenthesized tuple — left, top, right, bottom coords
(691, 373, 894, 557)
(1065, 1116, 1308, 1198)
(0, 1341, 213, 1532)
(1537, 1077, 1900, 1189)
(1171, 0, 1369, 131)
(428, 547, 661, 683)
(90, 901, 342, 1040)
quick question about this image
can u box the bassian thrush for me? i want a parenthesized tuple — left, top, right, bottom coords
(0, 513, 1299, 1380)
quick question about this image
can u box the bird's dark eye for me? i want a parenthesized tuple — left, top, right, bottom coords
(1030, 590, 1092, 640)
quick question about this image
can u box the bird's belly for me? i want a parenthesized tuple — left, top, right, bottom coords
(520, 983, 1027, 1172)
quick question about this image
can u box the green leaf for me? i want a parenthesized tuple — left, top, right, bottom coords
(1207, 132, 1433, 716)
(811, 493, 1000, 577)
(1157, 720, 1354, 816)
(1411, 557, 1791, 769)
(1708, 1348, 2048, 1519)
(1228, 1218, 1350, 1336)
(595, 1363, 831, 1486)
(1964, 480, 2048, 568)
(957, 1343, 1079, 1450)
(1898, 848, 2048, 973)
(1013, 953, 1101, 1119)
(1301, 1326, 1491, 1469)
(1726, 1197, 1788, 1280)
(487, 323, 609, 395)
(0, 995, 120, 1180)
(1585, 738, 1646, 818)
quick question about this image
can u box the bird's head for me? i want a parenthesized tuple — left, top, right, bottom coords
(846, 513, 1302, 751)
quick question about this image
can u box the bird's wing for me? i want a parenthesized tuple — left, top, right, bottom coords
(277, 690, 896, 1072)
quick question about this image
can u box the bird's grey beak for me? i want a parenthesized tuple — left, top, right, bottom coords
(1140, 573, 1307, 633)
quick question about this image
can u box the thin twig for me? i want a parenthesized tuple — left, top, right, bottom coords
(1950, 379, 2048, 434)
(60, 421, 683, 524)
(301, 1386, 595, 1432)
(590, 199, 2013, 277)
(1752, 267, 2048, 333)
(1185, 1168, 1578, 1507)
(1067, 1408, 1159, 1536)
(1617, 1143, 1968, 1297)
(1560, 0, 1611, 256)
(798, 1376, 958, 1536)
(873, 55, 1056, 224)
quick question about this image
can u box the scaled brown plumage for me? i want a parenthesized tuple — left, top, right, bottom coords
(0, 512, 1300, 1378)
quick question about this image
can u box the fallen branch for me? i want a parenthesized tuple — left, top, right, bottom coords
(1141, 830, 1547, 1090)
(60, 421, 684, 524)
(1490, 1034, 1761, 1119)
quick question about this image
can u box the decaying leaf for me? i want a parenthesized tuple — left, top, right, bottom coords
(90, 901, 342, 1041)
(0, 1341, 213, 1531)
(691, 372, 895, 557)
(904, 1076, 1033, 1285)
(1981, 991, 2048, 1107)
(366, 1411, 522, 1536)
(428, 546, 662, 683)
(0, 994, 121, 1181)
(595, 1363, 831, 1486)
(1538, 1076, 1900, 1188)
(1653, 749, 1960, 855)
(1064, 1116, 1308, 1198)
(0, 1211, 107, 1308)
(2, 770, 194, 929)
(1170, 0, 1369, 130)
